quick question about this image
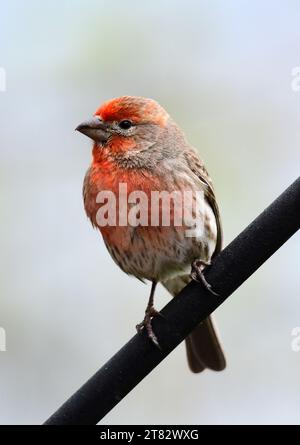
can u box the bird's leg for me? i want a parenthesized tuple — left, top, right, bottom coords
(136, 281, 161, 348)
(191, 259, 219, 296)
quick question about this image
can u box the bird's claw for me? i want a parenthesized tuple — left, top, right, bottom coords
(136, 306, 162, 349)
(191, 259, 219, 296)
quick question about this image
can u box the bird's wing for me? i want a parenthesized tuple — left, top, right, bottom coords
(183, 146, 223, 256)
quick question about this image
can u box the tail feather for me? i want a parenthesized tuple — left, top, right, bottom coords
(162, 275, 226, 373)
(185, 335, 206, 373)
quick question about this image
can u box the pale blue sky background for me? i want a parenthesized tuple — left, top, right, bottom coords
(0, 0, 299, 424)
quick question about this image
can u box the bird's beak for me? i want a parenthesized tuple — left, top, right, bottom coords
(75, 116, 109, 143)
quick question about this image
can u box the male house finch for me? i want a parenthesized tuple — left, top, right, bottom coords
(76, 96, 225, 372)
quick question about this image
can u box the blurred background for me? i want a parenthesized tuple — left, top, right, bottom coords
(0, 0, 299, 425)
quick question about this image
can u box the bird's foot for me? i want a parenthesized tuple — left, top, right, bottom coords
(190, 259, 219, 296)
(136, 306, 162, 349)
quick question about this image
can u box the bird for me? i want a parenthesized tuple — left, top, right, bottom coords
(76, 96, 226, 373)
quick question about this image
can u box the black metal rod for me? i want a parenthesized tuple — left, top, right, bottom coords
(44, 177, 300, 425)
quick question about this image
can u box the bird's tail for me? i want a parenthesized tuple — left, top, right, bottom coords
(162, 275, 226, 373)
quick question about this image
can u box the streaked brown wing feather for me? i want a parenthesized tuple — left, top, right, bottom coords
(183, 147, 223, 256)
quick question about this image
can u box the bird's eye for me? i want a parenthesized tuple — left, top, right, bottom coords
(119, 120, 132, 130)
